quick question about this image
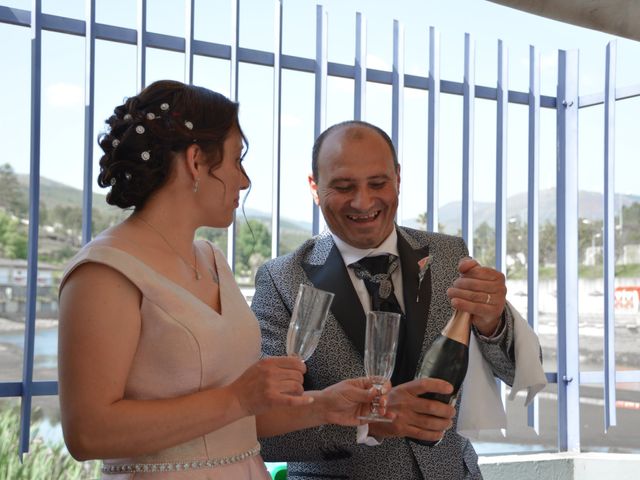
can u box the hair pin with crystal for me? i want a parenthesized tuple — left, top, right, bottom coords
(141, 151, 151, 161)
(184, 121, 193, 130)
(136, 125, 145, 134)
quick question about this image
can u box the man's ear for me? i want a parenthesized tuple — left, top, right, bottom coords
(308, 174, 320, 206)
(395, 164, 401, 193)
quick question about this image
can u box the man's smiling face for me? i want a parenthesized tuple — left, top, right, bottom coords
(309, 125, 400, 249)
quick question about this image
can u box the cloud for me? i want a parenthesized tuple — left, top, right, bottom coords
(281, 112, 303, 128)
(46, 83, 84, 108)
(366, 53, 390, 71)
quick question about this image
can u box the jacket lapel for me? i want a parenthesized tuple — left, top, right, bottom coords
(397, 232, 431, 379)
(302, 243, 367, 358)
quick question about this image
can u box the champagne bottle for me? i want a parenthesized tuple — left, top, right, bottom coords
(412, 309, 471, 446)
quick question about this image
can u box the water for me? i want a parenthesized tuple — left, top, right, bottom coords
(0, 327, 58, 370)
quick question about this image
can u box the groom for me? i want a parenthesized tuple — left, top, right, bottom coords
(251, 120, 542, 479)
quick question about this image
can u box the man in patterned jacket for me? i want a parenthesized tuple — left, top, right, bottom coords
(251, 120, 542, 479)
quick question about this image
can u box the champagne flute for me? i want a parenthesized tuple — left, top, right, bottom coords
(358, 311, 401, 422)
(286, 284, 335, 361)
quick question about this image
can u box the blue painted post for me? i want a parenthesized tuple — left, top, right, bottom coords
(461, 33, 475, 254)
(20, 0, 43, 459)
(556, 49, 581, 452)
(227, 0, 239, 270)
(271, 0, 283, 258)
(312, 4, 327, 236)
(426, 27, 440, 233)
(184, 0, 195, 84)
(495, 39, 508, 274)
(527, 44, 541, 432)
(136, 0, 147, 91)
(603, 40, 617, 432)
(392, 19, 404, 223)
(354, 12, 366, 121)
(82, 0, 96, 245)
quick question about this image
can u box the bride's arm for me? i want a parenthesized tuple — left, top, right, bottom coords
(58, 262, 308, 461)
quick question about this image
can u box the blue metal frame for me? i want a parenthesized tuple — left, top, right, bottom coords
(603, 40, 617, 432)
(271, 0, 283, 258)
(461, 33, 475, 254)
(312, 4, 327, 236)
(495, 39, 508, 274)
(2, 0, 640, 458)
(354, 12, 366, 121)
(19, 0, 43, 459)
(526, 44, 541, 432)
(392, 19, 404, 223)
(426, 27, 440, 233)
(556, 49, 581, 452)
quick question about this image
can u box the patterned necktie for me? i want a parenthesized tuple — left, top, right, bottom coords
(350, 254, 403, 315)
(351, 254, 408, 385)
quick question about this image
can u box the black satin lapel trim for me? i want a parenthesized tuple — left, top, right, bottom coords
(302, 245, 366, 358)
(398, 234, 431, 380)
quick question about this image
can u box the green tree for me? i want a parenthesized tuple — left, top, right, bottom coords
(235, 219, 271, 277)
(0, 164, 28, 218)
(473, 221, 496, 268)
(0, 210, 28, 259)
(539, 221, 556, 266)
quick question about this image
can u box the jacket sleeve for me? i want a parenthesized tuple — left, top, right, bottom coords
(251, 263, 374, 463)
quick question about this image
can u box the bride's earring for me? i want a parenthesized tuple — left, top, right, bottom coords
(193, 178, 199, 193)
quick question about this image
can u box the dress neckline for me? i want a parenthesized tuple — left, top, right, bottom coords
(86, 243, 224, 316)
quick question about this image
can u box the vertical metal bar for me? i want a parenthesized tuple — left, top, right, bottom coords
(392, 20, 404, 223)
(312, 4, 327, 236)
(495, 39, 508, 273)
(494, 39, 509, 428)
(603, 40, 617, 432)
(227, 0, 240, 269)
(82, 0, 96, 245)
(354, 12, 366, 121)
(271, 0, 282, 258)
(136, 0, 147, 91)
(461, 33, 475, 254)
(556, 49, 581, 452)
(229, 0, 239, 101)
(527, 44, 541, 432)
(184, 0, 195, 84)
(426, 26, 440, 233)
(20, 0, 43, 458)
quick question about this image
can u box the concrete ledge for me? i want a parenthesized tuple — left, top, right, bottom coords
(479, 452, 640, 480)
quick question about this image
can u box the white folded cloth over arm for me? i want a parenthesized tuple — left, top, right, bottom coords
(457, 302, 547, 434)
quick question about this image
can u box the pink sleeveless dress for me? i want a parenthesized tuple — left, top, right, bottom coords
(60, 242, 271, 479)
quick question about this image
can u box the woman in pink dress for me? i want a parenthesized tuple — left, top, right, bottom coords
(58, 80, 386, 479)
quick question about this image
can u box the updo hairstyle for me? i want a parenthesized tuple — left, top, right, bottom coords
(97, 80, 246, 210)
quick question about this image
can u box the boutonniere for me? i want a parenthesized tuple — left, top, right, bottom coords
(416, 255, 432, 302)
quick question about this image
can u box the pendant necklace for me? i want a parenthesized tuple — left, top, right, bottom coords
(135, 216, 201, 280)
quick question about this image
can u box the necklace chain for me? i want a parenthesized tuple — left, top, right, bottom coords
(135, 216, 201, 280)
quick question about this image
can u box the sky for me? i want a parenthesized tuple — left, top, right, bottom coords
(1, 0, 640, 232)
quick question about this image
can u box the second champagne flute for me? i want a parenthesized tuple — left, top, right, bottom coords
(358, 310, 401, 422)
(286, 284, 335, 361)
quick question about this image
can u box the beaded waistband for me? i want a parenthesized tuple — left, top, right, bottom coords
(101, 443, 261, 475)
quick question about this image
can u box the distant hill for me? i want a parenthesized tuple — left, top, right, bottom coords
(16, 176, 639, 237)
(16, 174, 119, 217)
(16, 174, 313, 232)
(429, 188, 640, 234)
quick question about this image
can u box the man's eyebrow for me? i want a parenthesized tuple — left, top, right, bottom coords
(328, 174, 391, 185)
